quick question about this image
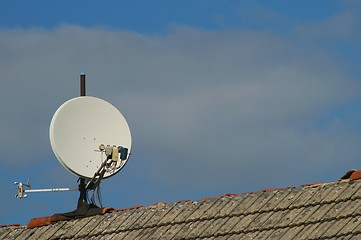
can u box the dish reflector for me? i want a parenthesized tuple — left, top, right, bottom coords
(49, 96, 131, 179)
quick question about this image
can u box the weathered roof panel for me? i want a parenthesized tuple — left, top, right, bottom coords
(3, 170, 361, 239)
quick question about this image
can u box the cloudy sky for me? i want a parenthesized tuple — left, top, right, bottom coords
(1, 0, 361, 225)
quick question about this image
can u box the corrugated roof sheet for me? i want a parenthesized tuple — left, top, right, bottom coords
(2, 171, 361, 240)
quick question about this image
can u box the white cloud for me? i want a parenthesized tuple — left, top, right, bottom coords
(295, 3, 361, 43)
(0, 25, 360, 191)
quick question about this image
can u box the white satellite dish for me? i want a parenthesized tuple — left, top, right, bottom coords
(14, 74, 131, 217)
(49, 96, 132, 179)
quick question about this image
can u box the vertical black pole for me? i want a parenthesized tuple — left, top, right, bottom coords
(80, 73, 86, 97)
(77, 73, 89, 214)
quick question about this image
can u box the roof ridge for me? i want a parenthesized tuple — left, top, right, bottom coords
(112, 177, 354, 215)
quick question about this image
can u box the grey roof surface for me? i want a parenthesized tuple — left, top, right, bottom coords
(1, 178, 361, 240)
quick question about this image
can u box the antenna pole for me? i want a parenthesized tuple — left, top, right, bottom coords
(77, 73, 89, 214)
(80, 73, 86, 96)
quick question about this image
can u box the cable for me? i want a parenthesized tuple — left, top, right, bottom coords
(97, 184, 103, 207)
(88, 183, 103, 207)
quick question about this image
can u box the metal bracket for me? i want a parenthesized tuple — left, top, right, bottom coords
(86, 144, 129, 190)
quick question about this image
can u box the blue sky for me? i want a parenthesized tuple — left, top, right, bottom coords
(0, 1, 344, 31)
(1, 0, 361, 225)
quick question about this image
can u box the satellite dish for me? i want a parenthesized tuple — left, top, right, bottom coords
(15, 75, 132, 217)
(49, 96, 132, 179)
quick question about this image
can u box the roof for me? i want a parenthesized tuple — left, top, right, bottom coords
(2, 170, 361, 240)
